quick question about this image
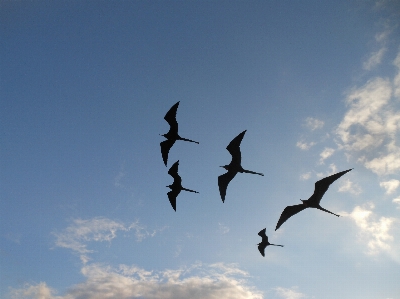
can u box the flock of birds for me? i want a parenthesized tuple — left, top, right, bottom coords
(160, 101, 353, 257)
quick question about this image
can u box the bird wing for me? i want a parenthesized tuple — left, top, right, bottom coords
(275, 204, 307, 231)
(218, 170, 237, 203)
(168, 160, 182, 183)
(226, 130, 246, 165)
(167, 189, 180, 211)
(164, 102, 179, 134)
(311, 168, 353, 205)
(258, 228, 267, 240)
(258, 243, 266, 257)
(160, 139, 176, 166)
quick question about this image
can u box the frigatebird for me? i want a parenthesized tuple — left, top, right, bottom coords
(160, 101, 199, 166)
(167, 160, 199, 211)
(218, 130, 264, 202)
(258, 228, 284, 256)
(275, 168, 353, 231)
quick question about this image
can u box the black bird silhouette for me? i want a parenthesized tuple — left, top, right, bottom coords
(218, 130, 264, 202)
(257, 228, 283, 257)
(167, 160, 199, 211)
(160, 101, 199, 166)
(275, 168, 353, 231)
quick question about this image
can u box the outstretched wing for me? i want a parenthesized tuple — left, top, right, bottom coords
(160, 139, 176, 166)
(226, 130, 246, 166)
(311, 168, 353, 205)
(258, 228, 267, 240)
(167, 189, 180, 211)
(258, 243, 266, 257)
(168, 160, 181, 183)
(275, 204, 307, 231)
(164, 101, 180, 134)
(218, 170, 237, 203)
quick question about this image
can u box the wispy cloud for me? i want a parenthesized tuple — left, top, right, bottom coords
(342, 203, 400, 261)
(274, 286, 306, 299)
(8, 263, 263, 299)
(300, 172, 311, 180)
(305, 117, 324, 131)
(296, 141, 316, 150)
(319, 147, 335, 164)
(338, 179, 362, 195)
(53, 217, 165, 264)
(335, 50, 400, 175)
(393, 197, 400, 209)
(363, 47, 387, 70)
(380, 179, 400, 194)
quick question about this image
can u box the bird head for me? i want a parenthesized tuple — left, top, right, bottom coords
(166, 185, 172, 189)
(220, 165, 229, 171)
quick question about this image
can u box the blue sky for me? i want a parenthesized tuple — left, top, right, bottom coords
(1, 1, 400, 298)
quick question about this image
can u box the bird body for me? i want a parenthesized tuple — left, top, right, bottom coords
(218, 130, 264, 202)
(160, 102, 199, 166)
(167, 160, 199, 211)
(257, 228, 283, 257)
(275, 168, 353, 231)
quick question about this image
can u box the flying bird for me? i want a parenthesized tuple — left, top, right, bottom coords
(167, 160, 199, 211)
(160, 101, 199, 166)
(275, 168, 353, 231)
(257, 228, 283, 257)
(218, 130, 264, 202)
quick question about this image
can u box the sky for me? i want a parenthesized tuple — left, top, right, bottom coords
(1, 1, 400, 298)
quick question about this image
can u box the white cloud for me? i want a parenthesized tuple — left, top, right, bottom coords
(316, 163, 338, 178)
(380, 179, 400, 194)
(363, 47, 387, 70)
(296, 141, 316, 150)
(338, 179, 362, 195)
(342, 203, 400, 261)
(274, 286, 306, 299)
(393, 197, 400, 208)
(305, 117, 324, 131)
(319, 147, 335, 164)
(300, 172, 311, 180)
(8, 263, 264, 299)
(53, 217, 165, 264)
(335, 51, 400, 176)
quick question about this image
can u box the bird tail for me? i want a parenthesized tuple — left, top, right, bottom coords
(270, 244, 284, 247)
(317, 206, 340, 217)
(179, 137, 199, 144)
(242, 169, 264, 176)
(182, 187, 199, 193)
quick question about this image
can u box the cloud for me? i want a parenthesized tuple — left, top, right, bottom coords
(296, 141, 316, 150)
(274, 286, 306, 299)
(342, 203, 400, 261)
(338, 179, 362, 195)
(363, 47, 387, 70)
(393, 197, 400, 208)
(380, 179, 400, 194)
(305, 117, 324, 131)
(300, 172, 311, 180)
(335, 51, 400, 176)
(8, 263, 264, 299)
(316, 163, 338, 178)
(53, 217, 164, 264)
(319, 147, 335, 164)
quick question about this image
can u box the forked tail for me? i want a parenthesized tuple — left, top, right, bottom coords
(182, 187, 199, 193)
(242, 169, 264, 176)
(179, 137, 199, 144)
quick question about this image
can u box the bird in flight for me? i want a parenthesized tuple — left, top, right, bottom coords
(257, 228, 283, 257)
(218, 130, 264, 202)
(160, 101, 199, 166)
(275, 168, 353, 231)
(167, 160, 199, 211)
